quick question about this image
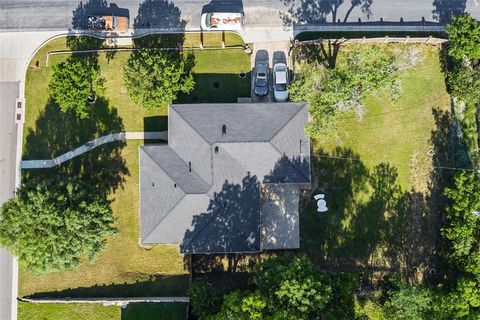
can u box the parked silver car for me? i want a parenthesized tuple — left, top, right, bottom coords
(254, 60, 269, 97)
(273, 63, 289, 102)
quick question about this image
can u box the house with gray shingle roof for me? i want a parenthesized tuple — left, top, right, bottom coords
(139, 103, 310, 254)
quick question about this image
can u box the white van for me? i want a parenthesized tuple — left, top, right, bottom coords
(200, 12, 244, 31)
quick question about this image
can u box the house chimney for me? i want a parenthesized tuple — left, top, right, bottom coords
(222, 124, 226, 135)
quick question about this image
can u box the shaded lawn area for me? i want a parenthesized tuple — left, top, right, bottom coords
(19, 141, 189, 298)
(18, 302, 120, 320)
(176, 49, 251, 103)
(301, 46, 463, 282)
(25, 37, 250, 137)
(122, 303, 188, 320)
(20, 35, 250, 299)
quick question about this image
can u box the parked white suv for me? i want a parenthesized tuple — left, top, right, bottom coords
(273, 63, 289, 102)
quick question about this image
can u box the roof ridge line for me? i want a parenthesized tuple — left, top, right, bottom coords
(141, 147, 187, 194)
(170, 106, 213, 145)
(267, 141, 310, 183)
(171, 107, 215, 184)
(142, 193, 187, 243)
(141, 146, 210, 192)
(269, 103, 306, 142)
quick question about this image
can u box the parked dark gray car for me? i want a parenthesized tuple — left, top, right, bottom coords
(254, 60, 269, 97)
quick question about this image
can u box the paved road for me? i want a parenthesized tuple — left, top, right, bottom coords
(1, 0, 480, 31)
(0, 82, 19, 320)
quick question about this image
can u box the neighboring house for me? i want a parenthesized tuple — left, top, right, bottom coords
(139, 103, 311, 254)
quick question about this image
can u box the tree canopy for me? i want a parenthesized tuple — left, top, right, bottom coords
(445, 14, 480, 161)
(386, 285, 433, 320)
(441, 172, 480, 279)
(123, 49, 194, 109)
(188, 277, 222, 320)
(445, 13, 480, 61)
(191, 255, 356, 320)
(0, 176, 117, 273)
(290, 45, 421, 137)
(48, 56, 104, 119)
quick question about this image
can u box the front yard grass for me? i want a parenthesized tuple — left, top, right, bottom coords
(25, 36, 250, 136)
(19, 35, 250, 299)
(301, 45, 455, 282)
(18, 302, 120, 320)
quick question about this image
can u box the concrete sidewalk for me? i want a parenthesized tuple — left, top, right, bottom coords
(21, 131, 167, 169)
(0, 82, 20, 320)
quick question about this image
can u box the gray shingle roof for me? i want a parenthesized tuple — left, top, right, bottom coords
(261, 184, 300, 250)
(140, 145, 210, 194)
(170, 103, 305, 143)
(140, 103, 310, 253)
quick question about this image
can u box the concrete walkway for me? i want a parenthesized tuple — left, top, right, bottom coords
(21, 132, 167, 169)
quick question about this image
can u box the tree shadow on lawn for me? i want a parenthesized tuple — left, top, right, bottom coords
(293, 39, 345, 69)
(175, 72, 251, 103)
(23, 274, 189, 298)
(187, 252, 278, 294)
(303, 109, 469, 285)
(122, 302, 187, 320)
(22, 97, 129, 196)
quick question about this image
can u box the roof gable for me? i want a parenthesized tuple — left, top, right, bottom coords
(170, 103, 305, 143)
(141, 146, 210, 194)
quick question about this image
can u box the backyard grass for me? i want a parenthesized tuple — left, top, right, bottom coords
(19, 34, 249, 299)
(122, 303, 188, 320)
(18, 302, 187, 320)
(301, 45, 454, 282)
(18, 302, 120, 320)
(19, 141, 189, 298)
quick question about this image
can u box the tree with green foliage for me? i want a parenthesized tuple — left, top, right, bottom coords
(48, 57, 105, 119)
(123, 49, 194, 109)
(290, 45, 421, 137)
(253, 255, 333, 319)
(386, 285, 433, 320)
(433, 276, 480, 319)
(444, 15, 480, 160)
(442, 172, 480, 278)
(447, 60, 480, 106)
(212, 290, 267, 320)
(445, 13, 480, 61)
(188, 277, 222, 319)
(0, 176, 117, 273)
(207, 255, 335, 320)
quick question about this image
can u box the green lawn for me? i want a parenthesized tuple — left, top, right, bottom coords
(301, 45, 455, 281)
(176, 49, 251, 103)
(20, 35, 249, 299)
(18, 302, 120, 320)
(122, 303, 188, 320)
(25, 36, 250, 137)
(18, 302, 188, 320)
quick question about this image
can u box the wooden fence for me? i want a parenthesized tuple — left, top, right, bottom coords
(294, 35, 447, 46)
